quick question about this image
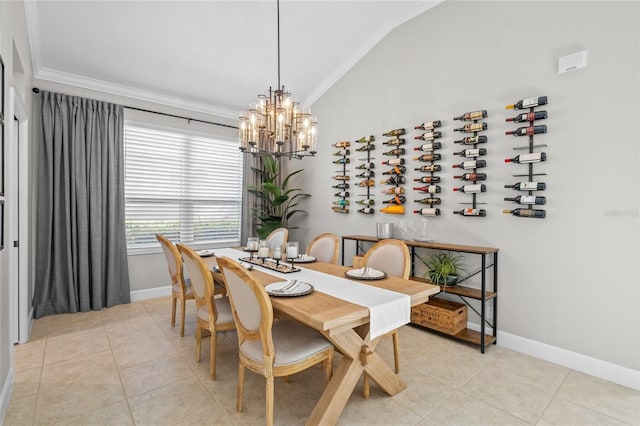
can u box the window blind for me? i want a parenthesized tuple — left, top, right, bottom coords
(124, 123, 243, 254)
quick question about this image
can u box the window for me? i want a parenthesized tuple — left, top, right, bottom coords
(124, 122, 243, 254)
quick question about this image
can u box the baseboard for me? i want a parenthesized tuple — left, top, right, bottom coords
(130, 285, 171, 302)
(0, 367, 14, 425)
(467, 322, 640, 391)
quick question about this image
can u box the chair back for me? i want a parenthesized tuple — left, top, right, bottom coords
(306, 233, 340, 264)
(156, 234, 185, 288)
(362, 239, 411, 279)
(216, 257, 275, 364)
(266, 227, 288, 252)
(177, 244, 218, 317)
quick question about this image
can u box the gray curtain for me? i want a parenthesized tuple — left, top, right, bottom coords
(33, 91, 130, 318)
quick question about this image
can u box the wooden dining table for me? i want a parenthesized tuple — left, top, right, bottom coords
(205, 255, 439, 425)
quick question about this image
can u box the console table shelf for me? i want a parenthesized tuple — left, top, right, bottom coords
(342, 235, 498, 353)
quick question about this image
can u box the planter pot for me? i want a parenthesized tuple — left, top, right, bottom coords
(429, 272, 458, 286)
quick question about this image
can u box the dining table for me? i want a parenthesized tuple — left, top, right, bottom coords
(204, 248, 440, 426)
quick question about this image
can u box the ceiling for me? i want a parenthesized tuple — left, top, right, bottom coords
(26, 1, 442, 119)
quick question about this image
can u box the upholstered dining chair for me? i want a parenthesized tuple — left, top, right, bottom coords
(360, 238, 411, 397)
(306, 233, 340, 264)
(216, 256, 334, 426)
(177, 244, 236, 380)
(265, 227, 288, 253)
(156, 234, 194, 337)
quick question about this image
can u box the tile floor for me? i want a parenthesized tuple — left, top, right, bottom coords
(4, 296, 639, 425)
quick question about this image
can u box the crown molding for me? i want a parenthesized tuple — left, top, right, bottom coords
(35, 67, 239, 119)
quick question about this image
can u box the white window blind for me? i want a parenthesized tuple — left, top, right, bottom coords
(124, 123, 243, 254)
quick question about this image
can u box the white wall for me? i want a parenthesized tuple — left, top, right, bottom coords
(293, 0, 639, 376)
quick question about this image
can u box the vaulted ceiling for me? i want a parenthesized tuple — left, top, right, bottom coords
(26, 1, 442, 118)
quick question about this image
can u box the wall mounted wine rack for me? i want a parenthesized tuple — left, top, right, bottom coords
(331, 140, 351, 214)
(380, 128, 407, 214)
(503, 96, 548, 219)
(451, 110, 489, 217)
(412, 120, 443, 217)
(354, 135, 376, 214)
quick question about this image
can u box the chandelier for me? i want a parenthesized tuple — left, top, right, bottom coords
(238, 0, 317, 159)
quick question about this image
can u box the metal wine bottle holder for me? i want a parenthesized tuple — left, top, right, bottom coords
(380, 128, 407, 215)
(331, 140, 350, 214)
(355, 135, 375, 215)
(412, 120, 443, 217)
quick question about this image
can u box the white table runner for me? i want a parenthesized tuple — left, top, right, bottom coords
(215, 248, 410, 339)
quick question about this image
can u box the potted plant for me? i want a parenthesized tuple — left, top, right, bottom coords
(247, 155, 310, 239)
(418, 250, 467, 288)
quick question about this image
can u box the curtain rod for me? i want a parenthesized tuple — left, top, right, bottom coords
(32, 87, 239, 130)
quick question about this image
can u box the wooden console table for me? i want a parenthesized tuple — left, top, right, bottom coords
(341, 235, 498, 353)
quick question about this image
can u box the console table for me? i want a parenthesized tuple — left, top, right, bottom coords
(341, 235, 498, 353)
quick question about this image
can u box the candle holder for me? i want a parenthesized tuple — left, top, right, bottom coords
(286, 241, 299, 269)
(246, 237, 259, 259)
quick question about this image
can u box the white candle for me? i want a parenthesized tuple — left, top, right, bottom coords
(258, 247, 270, 258)
(287, 246, 298, 259)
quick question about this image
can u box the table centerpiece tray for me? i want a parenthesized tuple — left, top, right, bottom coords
(239, 257, 301, 273)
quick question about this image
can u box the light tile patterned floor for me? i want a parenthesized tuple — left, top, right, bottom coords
(4, 296, 639, 425)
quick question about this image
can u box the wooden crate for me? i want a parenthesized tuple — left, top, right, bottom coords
(411, 298, 467, 335)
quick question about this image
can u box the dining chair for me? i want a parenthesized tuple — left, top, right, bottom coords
(216, 256, 334, 426)
(265, 227, 288, 253)
(360, 238, 411, 397)
(177, 244, 236, 380)
(306, 233, 340, 264)
(156, 234, 195, 337)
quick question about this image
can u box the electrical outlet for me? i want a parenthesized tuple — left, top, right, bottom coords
(486, 305, 494, 320)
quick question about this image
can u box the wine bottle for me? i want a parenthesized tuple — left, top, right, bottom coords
(332, 141, 351, 148)
(357, 179, 375, 187)
(355, 144, 375, 152)
(414, 208, 441, 216)
(454, 173, 487, 181)
(355, 199, 375, 206)
(382, 128, 406, 137)
(381, 158, 405, 166)
(453, 122, 487, 133)
(333, 158, 350, 164)
(414, 142, 442, 152)
(454, 135, 487, 145)
(355, 135, 375, 143)
(505, 96, 548, 110)
(332, 175, 350, 180)
(356, 162, 375, 170)
(381, 175, 406, 185)
(413, 176, 441, 184)
(383, 147, 406, 156)
(504, 195, 546, 205)
(333, 199, 350, 206)
(414, 154, 442, 162)
(332, 149, 350, 156)
(453, 110, 487, 121)
(505, 125, 547, 137)
(506, 111, 548, 123)
(355, 170, 375, 179)
(358, 206, 375, 214)
(505, 152, 547, 164)
(453, 148, 486, 158)
(453, 208, 487, 217)
(453, 184, 486, 193)
(382, 186, 405, 195)
(413, 185, 441, 194)
(332, 206, 349, 214)
(415, 164, 442, 173)
(452, 160, 487, 170)
(332, 182, 350, 189)
(382, 165, 406, 175)
(504, 181, 546, 191)
(383, 195, 406, 205)
(380, 205, 405, 214)
(414, 120, 442, 130)
(414, 131, 442, 141)
(415, 197, 441, 205)
(383, 138, 406, 146)
(334, 191, 350, 198)
(503, 208, 546, 218)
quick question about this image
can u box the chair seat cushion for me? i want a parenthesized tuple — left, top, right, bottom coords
(197, 297, 234, 324)
(240, 320, 332, 366)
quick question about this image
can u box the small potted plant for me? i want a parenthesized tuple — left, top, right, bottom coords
(418, 250, 467, 288)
